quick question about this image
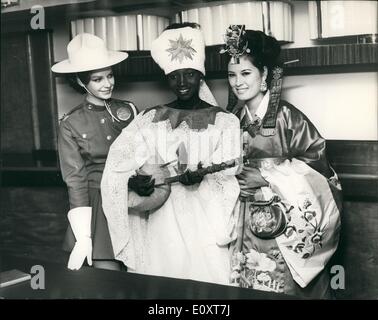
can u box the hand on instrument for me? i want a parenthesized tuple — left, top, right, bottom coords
(237, 166, 269, 192)
(128, 173, 155, 196)
(179, 162, 204, 186)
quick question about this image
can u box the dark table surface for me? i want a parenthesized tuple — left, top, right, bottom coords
(0, 255, 295, 299)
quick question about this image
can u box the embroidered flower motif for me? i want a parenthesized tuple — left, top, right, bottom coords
(304, 210, 316, 221)
(302, 198, 312, 209)
(293, 242, 305, 253)
(268, 250, 286, 270)
(232, 249, 285, 293)
(230, 251, 246, 284)
(230, 270, 241, 282)
(250, 208, 276, 234)
(245, 250, 276, 272)
(244, 250, 259, 269)
(166, 34, 197, 63)
(302, 252, 310, 259)
(268, 249, 283, 261)
(282, 194, 327, 259)
(309, 231, 323, 244)
(232, 251, 245, 267)
(256, 272, 272, 283)
(284, 225, 296, 238)
(231, 261, 243, 272)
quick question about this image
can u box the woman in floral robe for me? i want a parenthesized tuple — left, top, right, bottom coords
(222, 26, 342, 298)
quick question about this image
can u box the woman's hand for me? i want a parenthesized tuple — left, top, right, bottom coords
(178, 163, 204, 186)
(128, 174, 155, 196)
(237, 166, 269, 195)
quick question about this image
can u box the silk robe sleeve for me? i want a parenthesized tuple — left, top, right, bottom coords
(283, 103, 342, 209)
(284, 104, 333, 178)
(260, 159, 341, 288)
(101, 112, 153, 269)
(259, 103, 342, 287)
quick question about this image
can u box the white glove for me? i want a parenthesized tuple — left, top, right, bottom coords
(67, 207, 93, 270)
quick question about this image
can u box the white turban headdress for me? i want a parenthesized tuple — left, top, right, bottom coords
(151, 26, 218, 106)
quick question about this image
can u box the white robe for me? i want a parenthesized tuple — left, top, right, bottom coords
(101, 108, 241, 284)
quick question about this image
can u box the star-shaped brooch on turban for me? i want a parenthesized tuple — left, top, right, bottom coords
(166, 34, 197, 63)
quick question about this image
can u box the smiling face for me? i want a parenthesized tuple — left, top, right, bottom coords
(80, 67, 115, 101)
(167, 68, 202, 101)
(228, 55, 267, 103)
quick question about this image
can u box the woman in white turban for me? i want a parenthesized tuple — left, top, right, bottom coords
(101, 23, 241, 284)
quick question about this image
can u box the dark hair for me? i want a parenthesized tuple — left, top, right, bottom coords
(229, 30, 281, 87)
(164, 22, 201, 31)
(66, 71, 91, 94)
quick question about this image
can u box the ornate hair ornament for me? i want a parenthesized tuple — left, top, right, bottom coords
(220, 25, 250, 64)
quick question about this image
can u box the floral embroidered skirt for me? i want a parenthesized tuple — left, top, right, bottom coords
(229, 159, 340, 298)
(230, 199, 292, 293)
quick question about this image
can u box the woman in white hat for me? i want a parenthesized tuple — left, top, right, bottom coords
(51, 33, 138, 271)
(101, 23, 241, 284)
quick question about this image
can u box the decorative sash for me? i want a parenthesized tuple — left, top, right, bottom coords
(260, 67, 283, 136)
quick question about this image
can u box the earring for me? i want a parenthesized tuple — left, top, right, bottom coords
(260, 79, 267, 92)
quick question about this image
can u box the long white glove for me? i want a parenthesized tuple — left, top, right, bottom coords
(67, 207, 93, 270)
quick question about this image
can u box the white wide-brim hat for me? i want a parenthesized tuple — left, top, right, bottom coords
(51, 33, 128, 73)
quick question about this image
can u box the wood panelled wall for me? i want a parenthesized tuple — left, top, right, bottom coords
(0, 187, 69, 264)
(1, 30, 58, 167)
(335, 201, 378, 299)
(330, 139, 378, 299)
(1, 32, 35, 154)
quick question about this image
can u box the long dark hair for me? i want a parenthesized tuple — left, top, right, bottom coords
(242, 30, 281, 87)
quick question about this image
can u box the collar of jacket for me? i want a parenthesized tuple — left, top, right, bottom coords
(84, 99, 108, 111)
